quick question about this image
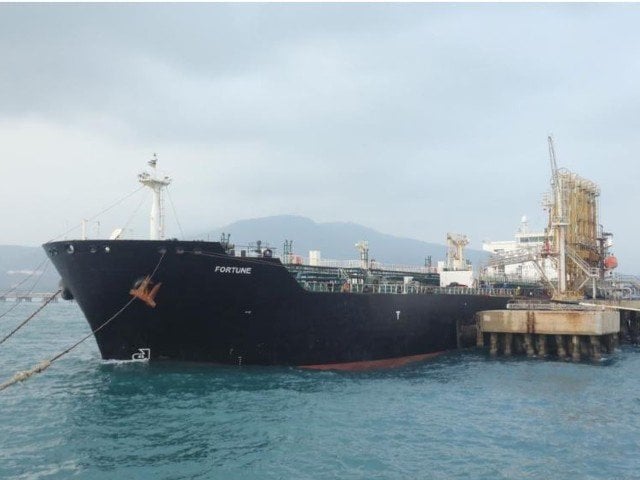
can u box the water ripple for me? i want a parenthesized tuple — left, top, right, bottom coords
(1, 303, 640, 479)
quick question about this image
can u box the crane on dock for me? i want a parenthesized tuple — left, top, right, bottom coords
(483, 136, 615, 300)
(548, 135, 568, 296)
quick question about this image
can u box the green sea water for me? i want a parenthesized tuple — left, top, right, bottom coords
(1, 302, 639, 479)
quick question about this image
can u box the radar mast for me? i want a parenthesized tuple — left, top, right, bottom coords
(138, 154, 171, 240)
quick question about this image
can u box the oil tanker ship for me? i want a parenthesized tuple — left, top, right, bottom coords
(43, 160, 516, 370)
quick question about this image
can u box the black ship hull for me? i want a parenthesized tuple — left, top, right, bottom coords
(44, 240, 512, 369)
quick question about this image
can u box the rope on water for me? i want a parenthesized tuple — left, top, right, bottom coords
(50, 296, 138, 365)
(0, 289, 62, 346)
(0, 251, 166, 393)
(0, 360, 53, 391)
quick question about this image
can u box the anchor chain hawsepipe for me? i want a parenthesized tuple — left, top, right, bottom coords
(0, 251, 166, 392)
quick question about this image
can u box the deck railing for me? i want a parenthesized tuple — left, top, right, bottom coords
(300, 281, 515, 297)
(304, 259, 437, 274)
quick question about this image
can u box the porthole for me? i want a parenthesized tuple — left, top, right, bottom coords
(89, 246, 97, 254)
(66, 244, 75, 254)
(104, 245, 111, 253)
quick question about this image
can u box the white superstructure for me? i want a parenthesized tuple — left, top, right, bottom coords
(482, 216, 557, 282)
(437, 233, 475, 287)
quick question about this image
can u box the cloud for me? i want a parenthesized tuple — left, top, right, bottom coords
(0, 4, 639, 271)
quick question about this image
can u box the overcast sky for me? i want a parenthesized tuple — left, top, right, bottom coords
(1, 3, 639, 271)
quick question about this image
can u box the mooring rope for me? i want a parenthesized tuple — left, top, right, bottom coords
(0, 261, 51, 322)
(0, 289, 62, 346)
(0, 251, 166, 392)
(46, 185, 145, 242)
(0, 257, 49, 298)
(47, 296, 138, 366)
(166, 186, 185, 239)
(119, 188, 150, 237)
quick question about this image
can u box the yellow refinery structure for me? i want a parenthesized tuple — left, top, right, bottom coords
(482, 137, 615, 300)
(546, 137, 610, 300)
(477, 137, 624, 361)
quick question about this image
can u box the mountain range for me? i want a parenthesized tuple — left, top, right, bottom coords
(1, 215, 489, 293)
(200, 215, 488, 265)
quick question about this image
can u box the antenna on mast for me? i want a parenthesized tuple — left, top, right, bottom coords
(138, 154, 171, 240)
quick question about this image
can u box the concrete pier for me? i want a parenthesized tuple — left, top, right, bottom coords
(0, 293, 60, 303)
(477, 307, 620, 360)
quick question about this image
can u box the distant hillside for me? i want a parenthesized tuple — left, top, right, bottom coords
(198, 215, 489, 266)
(0, 245, 59, 293)
(0, 216, 489, 295)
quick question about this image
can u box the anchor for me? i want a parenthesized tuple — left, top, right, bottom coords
(129, 276, 162, 308)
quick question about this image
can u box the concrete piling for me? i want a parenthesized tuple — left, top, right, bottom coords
(603, 333, 614, 354)
(523, 333, 535, 357)
(490, 333, 498, 356)
(477, 307, 619, 361)
(504, 333, 513, 356)
(556, 335, 566, 359)
(477, 325, 484, 347)
(589, 335, 601, 361)
(571, 335, 581, 362)
(621, 311, 640, 344)
(536, 335, 546, 356)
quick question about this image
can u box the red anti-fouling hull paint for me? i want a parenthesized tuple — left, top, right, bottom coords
(301, 352, 444, 371)
(44, 240, 511, 367)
